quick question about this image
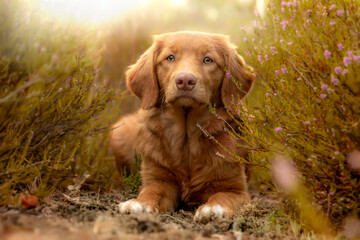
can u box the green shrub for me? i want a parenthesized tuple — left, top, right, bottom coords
(0, 1, 116, 205)
(234, 0, 359, 227)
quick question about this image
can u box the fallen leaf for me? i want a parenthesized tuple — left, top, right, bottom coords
(20, 195, 38, 208)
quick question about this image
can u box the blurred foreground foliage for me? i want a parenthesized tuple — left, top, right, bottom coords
(233, 0, 359, 231)
(0, 1, 120, 205)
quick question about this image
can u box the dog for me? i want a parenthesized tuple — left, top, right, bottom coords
(109, 31, 255, 223)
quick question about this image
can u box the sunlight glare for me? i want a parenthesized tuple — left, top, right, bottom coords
(37, 0, 146, 24)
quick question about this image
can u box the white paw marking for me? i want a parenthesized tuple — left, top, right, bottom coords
(118, 199, 146, 214)
(194, 204, 228, 223)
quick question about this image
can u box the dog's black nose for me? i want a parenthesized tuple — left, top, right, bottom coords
(175, 73, 197, 91)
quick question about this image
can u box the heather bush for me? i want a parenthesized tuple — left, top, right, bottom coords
(233, 0, 359, 228)
(0, 1, 116, 205)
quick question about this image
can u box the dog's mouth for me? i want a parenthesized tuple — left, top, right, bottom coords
(168, 92, 204, 108)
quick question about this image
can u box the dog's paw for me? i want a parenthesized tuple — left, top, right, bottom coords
(118, 199, 158, 214)
(194, 204, 231, 223)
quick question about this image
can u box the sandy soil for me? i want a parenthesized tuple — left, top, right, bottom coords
(0, 188, 289, 240)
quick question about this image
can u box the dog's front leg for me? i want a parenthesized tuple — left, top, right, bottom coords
(194, 191, 250, 223)
(119, 181, 179, 214)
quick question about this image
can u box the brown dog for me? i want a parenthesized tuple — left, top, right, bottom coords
(109, 31, 255, 222)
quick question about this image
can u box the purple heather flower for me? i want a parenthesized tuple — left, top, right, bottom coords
(223, 128, 226, 132)
(304, 121, 310, 125)
(281, 67, 287, 74)
(337, 10, 344, 16)
(275, 127, 283, 132)
(266, 93, 270, 96)
(324, 50, 331, 59)
(353, 55, 360, 63)
(329, 4, 336, 10)
(254, 9, 259, 17)
(307, 9, 312, 14)
(258, 55, 262, 64)
(330, 192, 334, 195)
(331, 76, 339, 85)
(329, 21, 336, 25)
(281, 80, 285, 83)
(270, 46, 276, 55)
(297, 77, 302, 81)
(342, 69, 348, 75)
(237, 110, 241, 114)
(226, 72, 231, 79)
(334, 66, 342, 75)
(337, 43, 344, 51)
(275, 70, 280, 76)
(321, 84, 329, 92)
(281, 1, 287, 7)
(287, 42, 293, 45)
(274, 93, 277, 96)
(280, 39, 284, 43)
(243, 37, 248, 43)
(280, 20, 289, 30)
(343, 57, 352, 66)
(287, 2, 293, 7)
(320, 93, 327, 99)
(334, 151, 340, 155)
(347, 51, 353, 57)
(265, 55, 269, 61)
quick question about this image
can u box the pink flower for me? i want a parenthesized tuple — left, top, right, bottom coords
(334, 66, 342, 75)
(304, 121, 310, 124)
(226, 72, 231, 79)
(266, 93, 270, 96)
(274, 93, 277, 96)
(265, 55, 269, 61)
(297, 78, 302, 81)
(287, 2, 293, 7)
(321, 84, 329, 92)
(347, 51, 353, 57)
(324, 50, 331, 59)
(337, 43, 344, 51)
(280, 39, 284, 43)
(329, 4, 336, 10)
(270, 46, 276, 55)
(331, 76, 339, 85)
(240, 27, 246, 31)
(280, 20, 289, 30)
(342, 69, 348, 75)
(243, 37, 248, 43)
(275, 70, 280, 76)
(275, 127, 283, 132)
(281, 1, 287, 7)
(272, 156, 299, 192)
(329, 21, 336, 25)
(287, 42, 293, 45)
(343, 57, 352, 66)
(337, 10, 344, 16)
(258, 55, 262, 64)
(347, 150, 360, 169)
(307, 9, 312, 14)
(320, 93, 327, 99)
(281, 67, 287, 74)
(353, 55, 360, 63)
(254, 9, 259, 17)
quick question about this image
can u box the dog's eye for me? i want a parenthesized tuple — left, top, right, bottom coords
(166, 55, 175, 61)
(203, 57, 213, 64)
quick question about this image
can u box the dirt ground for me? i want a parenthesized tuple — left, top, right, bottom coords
(0, 188, 291, 240)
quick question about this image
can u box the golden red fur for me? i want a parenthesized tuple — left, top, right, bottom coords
(109, 31, 255, 222)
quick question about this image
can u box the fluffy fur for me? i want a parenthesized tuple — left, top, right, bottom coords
(109, 31, 255, 222)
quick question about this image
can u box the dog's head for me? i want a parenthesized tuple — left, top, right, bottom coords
(126, 31, 255, 112)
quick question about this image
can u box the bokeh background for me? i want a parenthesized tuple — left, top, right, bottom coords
(1, 0, 359, 238)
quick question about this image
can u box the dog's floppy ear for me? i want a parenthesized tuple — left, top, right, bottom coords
(126, 39, 161, 110)
(221, 40, 255, 113)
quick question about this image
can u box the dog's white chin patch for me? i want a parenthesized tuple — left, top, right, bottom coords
(194, 204, 228, 223)
(118, 199, 155, 214)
